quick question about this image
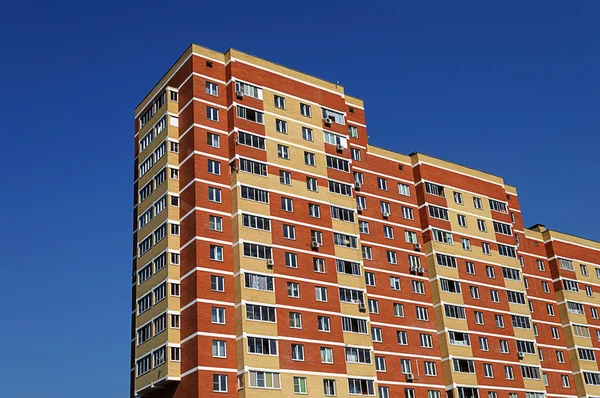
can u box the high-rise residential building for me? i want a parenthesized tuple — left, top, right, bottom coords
(131, 44, 600, 398)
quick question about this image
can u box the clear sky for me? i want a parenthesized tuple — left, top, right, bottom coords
(0, 1, 598, 397)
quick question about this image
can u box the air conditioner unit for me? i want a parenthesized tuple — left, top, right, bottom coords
(358, 302, 367, 311)
(354, 181, 362, 190)
(311, 240, 321, 249)
(357, 204, 365, 212)
(324, 117, 333, 125)
(236, 91, 244, 99)
(382, 211, 390, 218)
(418, 267, 425, 274)
(405, 373, 415, 381)
(266, 259, 274, 268)
(414, 243, 421, 251)
(518, 352, 524, 360)
(410, 264, 419, 272)
(336, 143, 344, 151)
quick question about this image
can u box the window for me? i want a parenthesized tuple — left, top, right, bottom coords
(473, 197, 482, 209)
(479, 337, 489, 351)
(306, 177, 319, 192)
(289, 312, 302, 328)
(287, 282, 300, 298)
(470, 286, 480, 299)
(477, 219, 487, 232)
(466, 261, 475, 274)
(498, 244, 517, 258)
(398, 183, 410, 196)
(212, 307, 226, 324)
(248, 371, 280, 389)
(482, 242, 491, 255)
(283, 224, 296, 240)
(208, 187, 222, 203)
(205, 81, 219, 95)
(347, 379, 374, 396)
(236, 81, 262, 99)
(315, 286, 328, 302)
(211, 275, 224, 292)
(437, 254, 458, 268)
(207, 132, 220, 148)
(246, 304, 276, 322)
(273, 95, 285, 109)
(337, 259, 361, 276)
(475, 311, 484, 325)
(484, 363, 493, 378)
(371, 327, 382, 342)
(299, 103, 311, 117)
(209, 215, 223, 232)
(318, 316, 330, 332)
(365, 272, 375, 286)
(379, 386, 389, 398)
(380, 201, 391, 215)
(342, 316, 368, 334)
(334, 233, 358, 248)
(386, 251, 397, 264)
(277, 144, 290, 159)
(397, 330, 408, 345)
(489, 199, 508, 213)
(378, 178, 388, 191)
(213, 374, 227, 392)
(405, 231, 418, 243)
(275, 119, 287, 133)
(314, 257, 325, 273)
(432, 229, 453, 244)
(291, 344, 305, 361)
(457, 214, 467, 226)
(420, 333, 433, 348)
(390, 276, 401, 290)
(281, 197, 293, 212)
(362, 246, 372, 260)
(285, 252, 298, 268)
(424, 361, 437, 376)
(348, 125, 358, 138)
(440, 278, 461, 293)
(210, 245, 224, 261)
(556, 350, 565, 363)
(170, 282, 180, 296)
(454, 191, 463, 204)
(495, 314, 504, 328)
(449, 331, 470, 346)
(521, 365, 541, 380)
(323, 379, 336, 396)
(562, 375, 570, 388)
(537, 260, 545, 271)
(247, 336, 277, 355)
(212, 340, 227, 358)
(445, 304, 466, 319)
(394, 303, 404, 317)
(328, 180, 352, 196)
(402, 207, 414, 220)
(245, 273, 274, 291)
(368, 299, 379, 314)
(351, 148, 361, 161)
(136, 354, 151, 376)
(308, 203, 321, 218)
(241, 185, 269, 203)
(462, 238, 471, 250)
(417, 307, 429, 321)
(398, 359, 412, 375)
(170, 347, 180, 362)
(206, 106, 219, 121)
(504, 366, 514, 380)
(237, 105, 264, 123)
(493, 221, 513, 235)
(453, 359, 475, 373)
(412, 280, 425, 294)
(279, 170, 291, 184)
(500, 340, 509, 353)
(375, 356, 386, 371)
(547, 304, 555, 316)
(302, 126, 313, 141)
(303, 151, 316, 166)
(425, 182, 444, 196)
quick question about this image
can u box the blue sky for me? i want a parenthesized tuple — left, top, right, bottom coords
(0, 1, 598, 397)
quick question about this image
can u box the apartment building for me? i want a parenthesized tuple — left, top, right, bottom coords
(130, 44, 600, 398)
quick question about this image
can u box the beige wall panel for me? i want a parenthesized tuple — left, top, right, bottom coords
(243, 352, 281, 370)
(337, 273, 366, 290)
(508, 302, 530, 317)
(238, 227, 273, 245)
(240, 286, 276, 305)
(334, 247, 362, 262)
(345, 363, 377, 378)
(343, 331, 374, 347)
(241, 318, 279, 337)
(236, 172, 270, 190)
(522, 378, 545, 391)
(340, 302, 367, 318)
(331, 219, 359, 235)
